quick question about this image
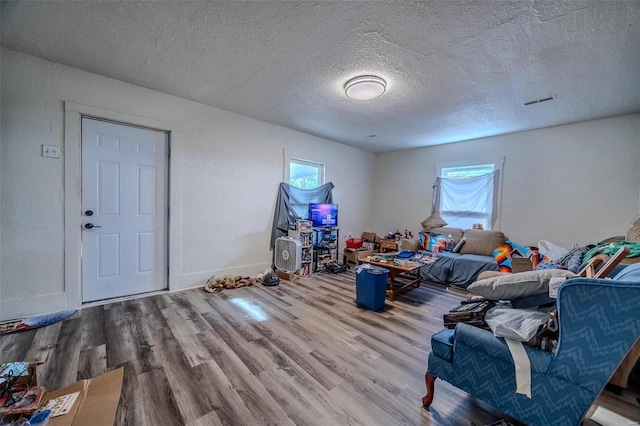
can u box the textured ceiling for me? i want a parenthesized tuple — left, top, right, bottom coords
(1, 1, 639, 153)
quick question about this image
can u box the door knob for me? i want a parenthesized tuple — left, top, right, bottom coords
(84, 223, 102, 229)
(85, 210, 94, 216)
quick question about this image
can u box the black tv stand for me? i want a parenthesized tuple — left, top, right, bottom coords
(312, 227, 339, 272)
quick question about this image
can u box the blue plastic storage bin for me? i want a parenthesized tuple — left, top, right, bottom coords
(355, 266, 389, 311)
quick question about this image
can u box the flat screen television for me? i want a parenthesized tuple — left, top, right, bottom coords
(308, 203, 338, 228)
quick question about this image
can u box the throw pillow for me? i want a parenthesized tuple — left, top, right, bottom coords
(460, 229, 507, 257)
(420, 212, 447, 230)
(467, 269, 577, 301)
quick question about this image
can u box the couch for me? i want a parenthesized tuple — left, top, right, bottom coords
(415, 227, 509, 288)
(422, 264, 640, 426)
(365, 227, 516, 289)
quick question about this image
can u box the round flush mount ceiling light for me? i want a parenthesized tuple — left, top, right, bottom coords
(344, 75, 386, 101)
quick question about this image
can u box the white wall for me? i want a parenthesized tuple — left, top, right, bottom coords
(0, 48, 375, 320)
(3, 46, 638, 320)
(372, 113, 640, 249)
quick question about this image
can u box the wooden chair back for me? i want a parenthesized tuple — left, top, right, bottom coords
(578, 246, 630, 278)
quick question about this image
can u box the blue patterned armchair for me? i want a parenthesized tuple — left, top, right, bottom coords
(422, 269, 640, 426)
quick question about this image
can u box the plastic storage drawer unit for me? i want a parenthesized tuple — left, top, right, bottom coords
(355, 266, 389, 311)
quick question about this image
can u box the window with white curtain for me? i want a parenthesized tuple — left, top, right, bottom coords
(434, 162, 502, 230)
(441, 164, 494, 179)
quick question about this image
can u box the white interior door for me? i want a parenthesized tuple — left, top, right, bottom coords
(81, 118, 168, 302)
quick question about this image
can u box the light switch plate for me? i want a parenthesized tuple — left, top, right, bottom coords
(42, 144, 61, 158)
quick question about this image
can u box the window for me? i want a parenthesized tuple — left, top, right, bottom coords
(441, 164, 494, 179)
(289, 158, 324, 189)
(435, 161, 502, 230)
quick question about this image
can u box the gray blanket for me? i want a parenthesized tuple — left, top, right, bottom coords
(270, 182, 334, 249)
(419, 252, 499, 288)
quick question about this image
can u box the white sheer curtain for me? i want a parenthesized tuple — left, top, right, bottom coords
(432, 170, 500, 230)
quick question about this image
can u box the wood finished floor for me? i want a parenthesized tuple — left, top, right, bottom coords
(2, 271, 639, 426)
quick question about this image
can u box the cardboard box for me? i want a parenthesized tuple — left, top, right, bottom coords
(276, 268, 299, 281)
(344, 249, 375, 264)
(511, 257, 533, 273)
(44, 368, 123, 426)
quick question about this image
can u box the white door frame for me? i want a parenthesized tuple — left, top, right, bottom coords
(64, 101, 183, 307)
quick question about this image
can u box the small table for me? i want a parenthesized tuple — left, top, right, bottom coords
(357, 257, 425, 300)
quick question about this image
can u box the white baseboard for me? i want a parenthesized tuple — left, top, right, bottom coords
(0, 292, 68, 321)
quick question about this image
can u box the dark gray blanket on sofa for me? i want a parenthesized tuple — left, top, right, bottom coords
(419, 252, 499, 289)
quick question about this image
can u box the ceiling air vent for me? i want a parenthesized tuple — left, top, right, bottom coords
(524, 96, 555, 106)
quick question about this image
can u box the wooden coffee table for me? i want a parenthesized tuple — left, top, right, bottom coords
(357, 257, 425, 300)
